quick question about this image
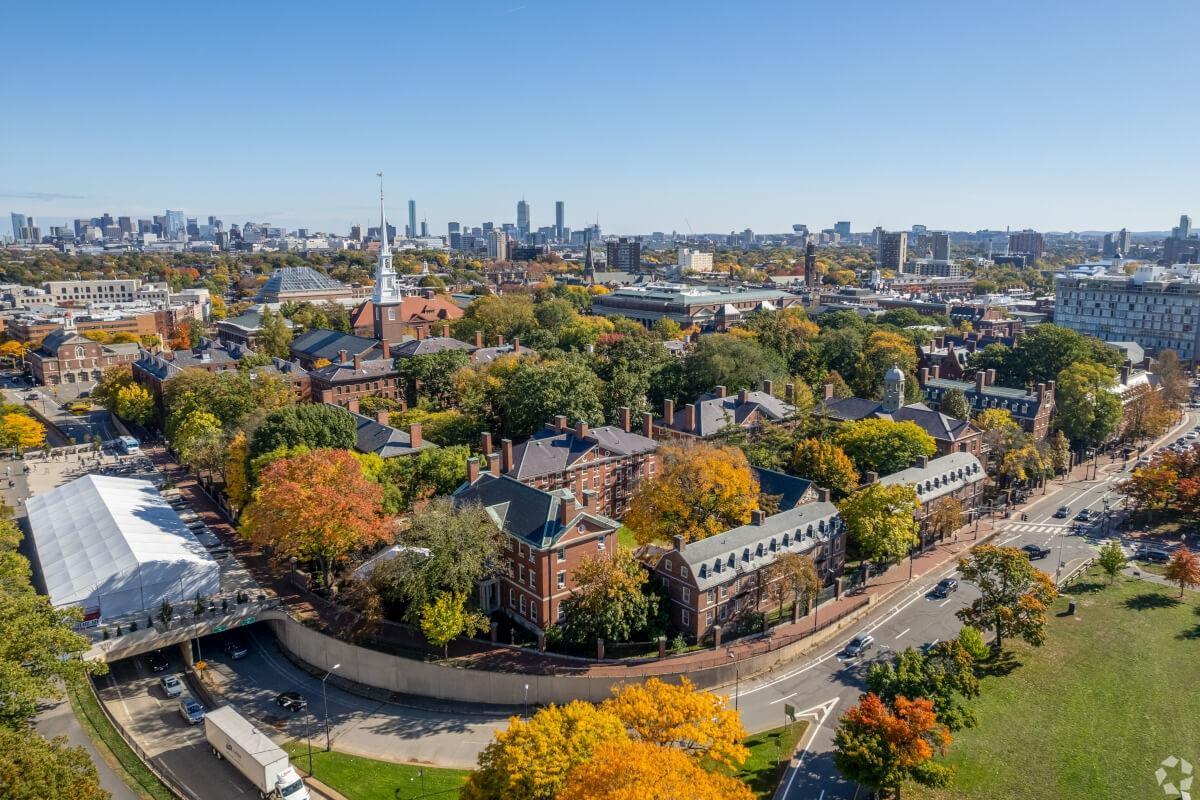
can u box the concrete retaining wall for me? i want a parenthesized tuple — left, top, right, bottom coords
(266, 595, 874, 706)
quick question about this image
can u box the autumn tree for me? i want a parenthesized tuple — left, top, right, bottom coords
(92, 364, 136, 412)
(1117, 463, 1179, 519)
(766, 552, 821, 617)
(241, 449, 389, 588)
(0, 413, 45, 450)
(1055, 362, 1122, 450)
(0, 727, 109, 800)
(1123, 390, 1174, 442)
(462, 701, 629, 800)
(956, 545, 1058, 651)
(854, 330, 920, 402)
(173, 410, 225, 477)
(113, 383, 154, 425)
(601, 677, 749, 770)
(834, 418, 936, 477)
(925, 497, 964, 543)
(0, 340, 28, 368)
(1164, 547, 1200, 598)
(625, 441, 760, 546)
(833, 693, 952, 798)
(558, 741, 755, 800)
(419, 591, 488, 658)
(1097, 540, 1126, 583)
(1152, 349, 1190, 406)
(867, 642, 981, 732)
(939, 388, 971, 420)
(223, 431, 250, 514)
(838, 483, 920, 563)
(789, 438, 859, 499)
(453, 294, 538, 346)
(560, 548, 657, 644)
(1049, 430, 1071, 475)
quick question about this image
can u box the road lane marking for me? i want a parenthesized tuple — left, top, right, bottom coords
(938, 598, 953, 608)
(894, 628, 910, 640)
(780, 698, 841, 799)
(769, 692, 796, 705)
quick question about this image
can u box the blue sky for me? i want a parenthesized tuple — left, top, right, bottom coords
(2, 0, 1196, 236)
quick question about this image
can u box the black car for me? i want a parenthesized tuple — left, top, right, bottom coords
(145, 650, 169, 672)
(1053, 507, 1070, 519)
(931, 578, 959, 599)
(1075, 509, 1091, 522)
(223, 639, 249, 660)
(1021, 544, 1051, 560)
(275, 691, 308, 712)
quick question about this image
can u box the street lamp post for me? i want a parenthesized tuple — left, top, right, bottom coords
(524, 683, 529, 719)
(727, 650, 740, 711)
(305, 714, 313, 777)
(322, 663, 340, 752)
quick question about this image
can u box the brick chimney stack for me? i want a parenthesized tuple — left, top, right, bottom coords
(664, 399, 675, 425)
(716, 385, 727, 398)
(474, 330, 483, 348)
(642, 412, 654, 438)
(481, 431, 494, 455)
(555, 415, 568, 431)
(816, 487, 831, 503)
(353, 353, 362, 371)
(575, 420, 589, 440)
(785, 383, 795, 403)
(738, 388, 749, 404)
(975, 372, 986, 392)
(338, 349, 348, 363)
(558, 493, 577, 524)
(673, 534, 684, 552)
(376, 410, 389, 426)
(618, 406, 631, 433)
(684, 403, 696, 433)
(442, 323, 451, 337)
(501, 438, 514, 472)
(824, 383, 835, 401)
(347, 397, 360, 414)
(487, 453, 501, 476)
(762, 379, 774, 396)
(408, 423, 422, 449)
(467, 457, 480, 483)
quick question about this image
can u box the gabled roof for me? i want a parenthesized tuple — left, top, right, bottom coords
(36, 328, 91, 355)
(508, 424, 659, 480)
(392, 336, 476, 358)
(661, 390, 796, 437)
(348, 409, 434, 458)
(879, 451, 984, 503)
(291, 329, 380, 362)
(453, 474, 618, 549)
(310, 356, 397, 384)
(752, 467, 814, 511)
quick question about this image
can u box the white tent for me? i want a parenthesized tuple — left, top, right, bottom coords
(27, 475, 220, 621)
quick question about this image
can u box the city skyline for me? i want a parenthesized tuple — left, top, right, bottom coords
(3, 0, 1197, 234)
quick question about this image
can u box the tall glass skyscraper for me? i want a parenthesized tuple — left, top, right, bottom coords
(10, 213, 28, 242)
(164, 209, 186, 240)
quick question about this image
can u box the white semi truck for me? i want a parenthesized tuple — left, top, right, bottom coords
(203, 705, 310, 800)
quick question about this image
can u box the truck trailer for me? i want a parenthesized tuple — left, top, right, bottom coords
(203, 705, 309, 800)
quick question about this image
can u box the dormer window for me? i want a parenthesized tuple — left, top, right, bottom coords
(782, 534, 790, 547)
(769, 539, 777, 551)
(742, 548, 750, 562)
(699, 565, 707, 578)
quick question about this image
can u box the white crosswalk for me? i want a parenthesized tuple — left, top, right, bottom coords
(1000, 522, 1069, 536)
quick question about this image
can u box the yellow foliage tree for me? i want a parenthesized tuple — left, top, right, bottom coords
(601, 677, 749, 770)
(625, 442, 759, 546)
(0, 413, 46, 450)
(558, 741, 755, 800)
(224, 431, 250, 513)
(462, 701, 629, 800)
(0, 340, 28, 366)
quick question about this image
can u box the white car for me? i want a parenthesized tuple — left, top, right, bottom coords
(160, 674, 184, 698)
(844, 633, 875, 657)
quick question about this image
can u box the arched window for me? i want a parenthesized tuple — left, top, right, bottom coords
(75, 346, 86, 359)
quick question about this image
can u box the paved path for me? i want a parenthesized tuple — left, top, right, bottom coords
(36, 695, 139, 800)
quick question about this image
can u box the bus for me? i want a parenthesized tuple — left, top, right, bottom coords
(116, 436, 140, 455)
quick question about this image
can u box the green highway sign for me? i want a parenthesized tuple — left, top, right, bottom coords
(240, 616, 256, 626)
(213, 623, 228, 633)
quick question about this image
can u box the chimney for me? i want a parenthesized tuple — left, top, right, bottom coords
(558, 493, 577, 524)
(916, 455, 929, 468)
(1047, 379, 1056, 398)
(664, 399, 675, 424)
(762, 379, 774, 396)
(920, 367, 929, 386)
(823, 383, 835, 401)
(353, 353, 362, 371)
(409, 423, 422, 449)
(575, 420, 589, 440)
(347, 397, 360, 414)
(338, 349, 348, 363)
(975, 372, 986, 392)
(512, 336, 520, 353)
(415, 326, 425, 341)
(474, 330, 483, 348)
(986, 368, 997, 386)
(497, 334, 505, 347)
(487, 453, 501, 476)
(865, 470, 878, 485)
(1121, 360, 1132, 385)
(1037, 382, 1046, 402)
(816, 487, 831, 503)
(480, 431, 494, 455)
(785, 383, 795, 403)
(936, 336, 944, 349)
(684, 403, 696, 432)
(375, 409, 390, 426)
(501, 438, 514, 472)
(555, 414, 568, 431)
(642, 411, 654, 438)
(442, 323, 450, 338)
(716, 385, 727, 398)
(738, 388, 749, 404)
(751, 509, 766, 525)
(673, 534, 684, 552)
(931, 364, 940, 379)
(1142, 356, 1155, 372)
(467, 457, 480, 483)
(618, 406, 631, 432)
(967, 340, 978, 353)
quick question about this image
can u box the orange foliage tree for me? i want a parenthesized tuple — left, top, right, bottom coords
(1164, 547, 1200, 598)
(241, 448, 389, 587)
(832, 693, 952, 798)
(558, 741, 755, 800)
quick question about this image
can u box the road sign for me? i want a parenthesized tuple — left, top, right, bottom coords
(784, 703, 796, 723)
(239, 616, 256, 626)
(213, 623, 228, 633)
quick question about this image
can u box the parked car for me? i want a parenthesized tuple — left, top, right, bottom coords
(1075, 509, 1091, 522)
(179, 696, 205, 725)
(275, 692, 308, 712)
(844, 633, 875, 657)
(145, 650, 169, 673)
(160, 674, 184, 698)
(1021, 544, 1051, 560)
(223, 639, 249, 660)
(931, 578, 959, 599)
(1054, 507, 1070, 519)
(1138, 548, 1171, 564)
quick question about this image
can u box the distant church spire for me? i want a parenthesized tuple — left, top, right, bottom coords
(373, 171, 400, 306)
(584, 230, 595, 284)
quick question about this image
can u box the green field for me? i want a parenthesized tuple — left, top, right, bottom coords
(911, 569, 1200, 800)
(283, 744, 469, 800)
(617, 524, 637, 548)
(739, 722, 809, 798)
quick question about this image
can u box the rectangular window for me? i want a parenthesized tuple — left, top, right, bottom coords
(682, 609, 691, 626)
(681, 567, 689, 579)
(557, 571, 566, 589)
(557, 603, 565, 622)
(682, 587, 691, 603)
(530, 606, 538, 623)
(518, 564, 525, 583)
(719, 604, 727, 621)
(597, 535, 606, 551)
(520, 595, 527, 615)
(509, 588, 515, 607)
(707, 589, 715, 604)
(706, 611, 714, 625)
(557, 547, 566, 562)
(664, 560, 674, 573)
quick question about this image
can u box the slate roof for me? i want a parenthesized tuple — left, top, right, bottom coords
(170, 338, 254, 369)
(453, 474, 619, 549)
(822, 397, 978, 444)
(752, 467, 814, 511)
(507, 425, 659, 480)
(473, 344, 529, 365)
(310, 356, 397, 384)
(673, 500, 842, 591)
(348, 409, 434, 458)
(218, 306, 296, 333)
(879, 451, 985, 504)
(661, 390, 796, 437)
(290, 329, 380, 362)
(391, 336, 476, 358)
(36, 329, 91, 355)
(922, 377, 1048, 420)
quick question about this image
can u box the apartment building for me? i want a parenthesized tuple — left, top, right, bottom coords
(921, 367, 1056, 440)
(877, 451, 986, 547)
(654, 382, 798, 440)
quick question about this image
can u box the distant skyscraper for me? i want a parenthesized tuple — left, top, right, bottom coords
(804, 242, 818, 289)
(932, 232, 950, 260)
(164, 209, 186, 240)
(1179, 214, 1192, 239)
(488, 228, 509, 261)
(555, 201, 565, 242)
(10, 213, 27, 242)
(834, 221, 851, 238)
(1117, 228, 1130, 256)
(517, 200, 530, 240)
(1008, 229, 1045, 259)
(408, 200, 417, 241)
(420, 220, 428, 237)
(606, 238, 642, 271)
(448, 222, 460, 235)
(878, 231, 908, 270)
(117, 216, 133, 236)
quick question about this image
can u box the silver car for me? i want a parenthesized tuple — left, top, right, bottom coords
(159, 674, 183, 698)
(178, 696, 205, 724)
(844, 633, 875, 657)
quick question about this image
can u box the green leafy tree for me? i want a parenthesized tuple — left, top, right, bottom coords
(256, 306, 293, 358)
(248, 403, 356, 459)
(496, 356, 605, 438)
(834, 418, 937, 477)
(837, 483, 920, 562)
(113, 383, 154, 425)
(1054, 362, 1122, 449)
(866, 642, 981, 732)
(0, 727, 109, 800)
(419, 591, 487, 657)
(453, 294, 537, 345)
(92, 365, 137, 414)
(560, 548, 658, 644)
(591, 333, 669, 420)
(978, 324, 1123, 386)
(854, 330, 920, 402)
(766, 552, 821, 617)
(378, 445, 470, 512)
(956, 625, 990, 662)
(673, 333, 788, 400)
(1097, 540, 1126, 583)
(173, 410, 225, 476)
(956, 545, 1058, 651)
(789, 438, 860, 499)
(940, 388, 971, 421)
(395, 350, 472, 409)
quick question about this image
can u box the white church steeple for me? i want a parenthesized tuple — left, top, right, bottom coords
(372, 171, 401, 306)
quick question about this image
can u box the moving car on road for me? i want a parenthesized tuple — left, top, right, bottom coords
(1021, 544, 1051, 560)
(179, 696, 206, 725)
(931, 578, 959, 599)
(224, 639, 249, 660)
(275, 692, 308, 712)
(160, 674, 184, 698)
(1075, 508, 1091, 522)
(844, 633, 874, 657)
(1137, 547, 1171, 564)
(1054, 506, 1070, 518)
(145, 650, 169, 672)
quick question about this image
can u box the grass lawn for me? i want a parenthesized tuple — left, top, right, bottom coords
(739, 722, 809, 798)
(68, 680, 175, 800)
(910, 568, 1200, 800)
(283, 743, 469, 800)
(617, 524, 637, 548)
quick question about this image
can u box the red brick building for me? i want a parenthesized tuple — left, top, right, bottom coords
(654, 382, 799, 440)
(454, 456, 620, 635)
(351, 292, 464, 341)
(309, 350, 404, 410)
(27, 325, 138, 386)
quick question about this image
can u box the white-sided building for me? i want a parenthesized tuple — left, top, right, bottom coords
(26, 475, 219, 623)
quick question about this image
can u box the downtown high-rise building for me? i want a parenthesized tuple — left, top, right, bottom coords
(488, 228, 509, 261)
(164, 209, 186, 240)
(555, 201, 565, 242)
(932, 231, 950, 260)
(834, 221, 851, 238)
(10, 213, 28, 242)
(517, 199, 530, 241)
(407, 199, 417, 239)
(1008, 229, 1045, 259)
(878, 230, 908, 270)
